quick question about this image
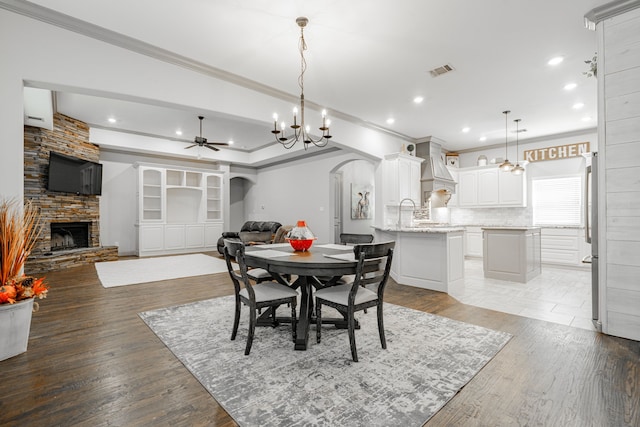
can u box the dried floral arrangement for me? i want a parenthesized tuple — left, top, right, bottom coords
(0, 198, 48, 305)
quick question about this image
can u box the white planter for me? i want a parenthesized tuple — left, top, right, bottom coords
(0, 298, 34, 361)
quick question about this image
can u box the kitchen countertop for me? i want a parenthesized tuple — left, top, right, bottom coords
(373, 225, 465, 233)
(481, 226, 541, 231)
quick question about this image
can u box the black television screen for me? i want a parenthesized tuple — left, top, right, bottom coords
(47, 151, 103, 195)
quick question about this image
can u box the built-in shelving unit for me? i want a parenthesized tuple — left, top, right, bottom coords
(135, 163, 224, 257)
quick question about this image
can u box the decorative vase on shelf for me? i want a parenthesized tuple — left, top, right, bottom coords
(286, 220, 317, 251)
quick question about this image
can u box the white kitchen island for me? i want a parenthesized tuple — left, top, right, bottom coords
(373, 226, 465, 293)
(482, 227, 541, 283)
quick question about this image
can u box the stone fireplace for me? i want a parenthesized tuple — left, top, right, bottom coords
(24, 113, 118, 274)
(50, 222, 90, 252)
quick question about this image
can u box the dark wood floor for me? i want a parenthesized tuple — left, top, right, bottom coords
(1, 254, 639, 427)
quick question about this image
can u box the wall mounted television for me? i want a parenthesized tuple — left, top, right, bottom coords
(47, 151, 103, 195)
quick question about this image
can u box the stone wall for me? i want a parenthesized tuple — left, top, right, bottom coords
(24, 113, 118, 274)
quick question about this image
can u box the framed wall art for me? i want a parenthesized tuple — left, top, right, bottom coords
(351, 184, 373, 220)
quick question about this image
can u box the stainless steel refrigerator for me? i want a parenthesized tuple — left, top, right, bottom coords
(583, 152, 601, 331)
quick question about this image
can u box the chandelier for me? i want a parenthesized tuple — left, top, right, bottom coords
(499, 110, 514, 172)
(270, 17, 332, 149)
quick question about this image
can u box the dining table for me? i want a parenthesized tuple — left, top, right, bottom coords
(244, 242, 369, 350)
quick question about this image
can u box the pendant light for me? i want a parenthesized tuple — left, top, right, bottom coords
(499, 110, 513, 172)
(511, 118, 525, 175)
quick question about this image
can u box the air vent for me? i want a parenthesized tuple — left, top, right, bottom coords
(429, 63, 455, 77)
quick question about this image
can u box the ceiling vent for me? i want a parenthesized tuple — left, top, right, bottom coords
(428, 63, 455, 77)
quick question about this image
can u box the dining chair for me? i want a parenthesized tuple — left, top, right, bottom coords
(339, 233, 374, 245)
(223, 239, 298, 355)
(314, 241, 395, 362)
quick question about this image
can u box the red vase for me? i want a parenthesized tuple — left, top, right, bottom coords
(286, 220, 316, 251)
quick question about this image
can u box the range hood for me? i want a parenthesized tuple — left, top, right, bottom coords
(415, 139, 457, 202)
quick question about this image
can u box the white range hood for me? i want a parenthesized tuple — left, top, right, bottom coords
(415, 139, 457, 204)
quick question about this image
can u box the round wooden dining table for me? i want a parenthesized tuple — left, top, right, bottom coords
(244, 243, 361, 350)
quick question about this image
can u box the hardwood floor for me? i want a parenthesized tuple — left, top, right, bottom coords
(1, 255, 638, 426)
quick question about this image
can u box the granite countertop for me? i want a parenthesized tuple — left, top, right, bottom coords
(460, 224, 583, 229)
(373, 225, 465, 233)
(481, 226, 541, 231)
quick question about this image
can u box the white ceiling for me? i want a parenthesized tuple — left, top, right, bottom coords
(23, 0, 606, 157)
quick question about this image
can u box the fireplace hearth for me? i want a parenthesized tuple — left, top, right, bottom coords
(50, 222, 90, 251)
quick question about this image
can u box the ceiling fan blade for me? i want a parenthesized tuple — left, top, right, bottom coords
(209, 142, 229, 146)
(204, 144, 220, 152)
(184, 144, 197, 149)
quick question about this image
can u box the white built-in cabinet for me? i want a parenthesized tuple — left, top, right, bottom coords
(541, 228, 590, 269)
(135, 163, 224, 257)
(382, 153, 423, 206)
(457, 165, 526, 208)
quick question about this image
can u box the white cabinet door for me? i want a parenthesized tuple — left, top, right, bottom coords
(458, 170, 478, 206)
(164, 225, 186, 250)
(185, 224, 205, 248)
(499, 170, 526, 206)
(477, 168, 499, 205)
(382, 153, 423, 206)
(139, 225, 164, 252)
(205, 223, 223, 248)
(465, 227, 483, 257)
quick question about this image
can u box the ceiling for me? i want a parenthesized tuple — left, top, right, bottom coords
(20, 0, 606, 158)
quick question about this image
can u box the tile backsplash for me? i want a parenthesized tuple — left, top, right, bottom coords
(449, 207, 531, 226)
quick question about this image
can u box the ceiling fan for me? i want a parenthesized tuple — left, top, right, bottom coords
(184, 116, 229, 152)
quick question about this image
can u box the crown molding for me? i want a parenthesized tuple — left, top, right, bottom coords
(584, 0, 640, 29)
(0, 0, 412, 143)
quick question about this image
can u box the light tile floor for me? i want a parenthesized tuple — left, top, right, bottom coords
(449, 259, 595, 331)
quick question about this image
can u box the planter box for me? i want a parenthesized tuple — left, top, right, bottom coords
(0, 298, 34, 361)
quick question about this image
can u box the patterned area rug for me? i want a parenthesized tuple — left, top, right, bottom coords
(139, 296, 511, 427)
(95, 253, 228, 288)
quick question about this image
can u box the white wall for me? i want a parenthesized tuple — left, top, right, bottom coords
(243, 151, 373, 243)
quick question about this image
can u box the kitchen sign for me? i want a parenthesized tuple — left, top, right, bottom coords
(523, 142, 590, 162)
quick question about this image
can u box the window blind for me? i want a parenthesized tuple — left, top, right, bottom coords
(532, 176, 582, 226)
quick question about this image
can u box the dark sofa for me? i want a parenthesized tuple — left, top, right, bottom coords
(217, 221, 283, 255)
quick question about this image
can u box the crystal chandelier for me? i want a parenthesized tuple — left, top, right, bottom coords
(499, 110, 514, 172)
(511, 118, 525, 175)
(270, 17, 332, 149)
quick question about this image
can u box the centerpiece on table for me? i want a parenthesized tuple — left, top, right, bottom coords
(286, 220, 317, 251)
(0, 198, 48, 361)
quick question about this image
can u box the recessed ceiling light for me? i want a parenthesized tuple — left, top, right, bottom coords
(107, 117, 117, 124)
(572, 102, 585, 109)
(413, 96, 424, 104)
(462, 127, 470, 133)
(564, 82, 577, 91)
(386, 118, 395, 125)
(228, 140, 234, 145)
(175, 130, 183, 136)
(548, 56, 564, 66)
(479, 136, 487, 142)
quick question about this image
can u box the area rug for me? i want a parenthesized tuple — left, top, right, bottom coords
(139, 296, 511, 426)
(95, 253, 228, 288)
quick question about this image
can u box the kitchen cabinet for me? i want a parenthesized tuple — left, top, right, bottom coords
(135, 163, 224, 256)
(382, 153, 423, 206)
(465, 227, 483, 258)
(456, 165, 526, 208)
(541, 227, 590, 269)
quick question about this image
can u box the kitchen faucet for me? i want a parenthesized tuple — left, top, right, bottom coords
(398, 198, 416, 229)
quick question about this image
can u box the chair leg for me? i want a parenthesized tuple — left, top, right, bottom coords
(231, 297, 241, 340)
(245, 307, 257, 355)
(291, 300, 297, 342)
(377, 303, 387, 349)
(316, 302, 322, 343)
(348, 311, 358, 362)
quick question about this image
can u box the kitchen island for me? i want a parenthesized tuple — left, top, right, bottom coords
(373, 226, 464, 293)
(482, 227, 541, 283)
